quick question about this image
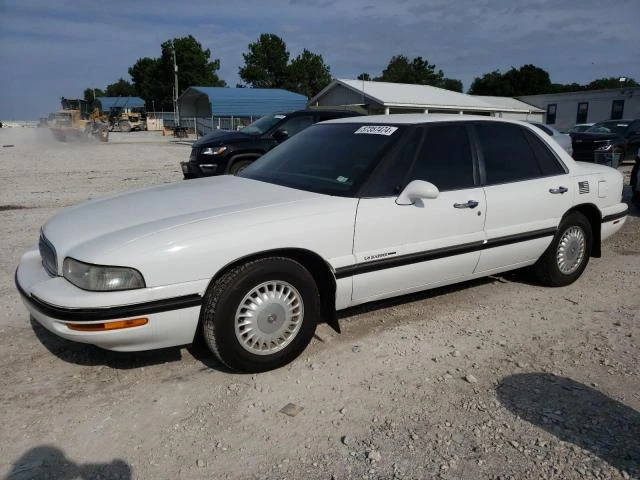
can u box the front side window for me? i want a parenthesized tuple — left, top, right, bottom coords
(277, 115, 315, 137)
(576, 103, 589, 123)
(476, 123, 542, 184)
(407, 124, 475, 191)
(546, 104, 557, 124)
(240, 123, 402, 196)
(611, 100, 624, 120)
(241, 114, 286, 135)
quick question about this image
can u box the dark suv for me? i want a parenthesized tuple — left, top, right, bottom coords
(570, 119, 640, 165)
(181, 109, 363, 178)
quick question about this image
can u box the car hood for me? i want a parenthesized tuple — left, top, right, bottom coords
(42, 176, 323, 262)
(193, 129, 254, 147)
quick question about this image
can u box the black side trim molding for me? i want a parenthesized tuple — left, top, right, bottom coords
(15, 272, 202, 322)
(335, 227, 557, 279)
(602, 208, 628, 223)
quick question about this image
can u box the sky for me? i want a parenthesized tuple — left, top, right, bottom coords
(1, 0, 639, 120)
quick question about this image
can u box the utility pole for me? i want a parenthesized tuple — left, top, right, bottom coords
(173, 42, 180, 126)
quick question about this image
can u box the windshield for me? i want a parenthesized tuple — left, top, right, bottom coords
(586, 121, 630, 135)
(239, 123, 403, 196)
(241, 114, 287, 135)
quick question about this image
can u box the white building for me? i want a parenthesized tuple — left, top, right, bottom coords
(309, 79, 544, 121)
(518, 87, 640, 132)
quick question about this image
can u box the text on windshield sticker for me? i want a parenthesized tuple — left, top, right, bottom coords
(354, 126, 398, 136)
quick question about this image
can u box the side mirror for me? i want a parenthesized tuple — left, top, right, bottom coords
(396, 180, 439, 205)
(273, 129, 289, 142)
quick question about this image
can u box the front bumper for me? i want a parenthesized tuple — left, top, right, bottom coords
(16, 250, 206, 352)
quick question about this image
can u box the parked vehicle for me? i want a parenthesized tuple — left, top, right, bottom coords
(528, 122, 573, 155)
(180, 109, 363, 178)
(16, 115, 628, 372)
(568, 123, 594, 134)
(571, 119, 640, 165)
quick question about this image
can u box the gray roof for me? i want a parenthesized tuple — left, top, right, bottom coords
(471, 95, 544, 113)
(310, 79, 542, 113)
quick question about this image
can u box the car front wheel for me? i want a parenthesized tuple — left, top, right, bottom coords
(532, 211, 592, 287)
(201, 257, 320, 372)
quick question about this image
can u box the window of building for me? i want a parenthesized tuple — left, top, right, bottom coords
(546, 104, 557, 124)
(611, 100, 624, 120)
(576, 102, 589, 123)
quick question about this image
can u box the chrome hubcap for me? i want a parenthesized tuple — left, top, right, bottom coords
(234, 281, 303, 355)
(556, 226, 586, 275)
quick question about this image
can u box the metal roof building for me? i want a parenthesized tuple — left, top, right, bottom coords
(96, 97, 145, 111)
(309, 79, 543, 120)
(178, 87, 308, 118)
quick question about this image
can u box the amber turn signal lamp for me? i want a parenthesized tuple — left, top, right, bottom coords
(67, 318, 148, 332)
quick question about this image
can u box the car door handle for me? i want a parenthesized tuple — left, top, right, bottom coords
(549, 186, 568, 194)
(453, 200, 479, 209)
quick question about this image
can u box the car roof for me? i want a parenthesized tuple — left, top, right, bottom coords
(322, 113, 536, 126)
(274, 109, 364, 117)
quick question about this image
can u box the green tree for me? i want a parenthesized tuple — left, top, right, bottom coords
(105, 78, 137, 97)
(376, 55, 445, 86)
(128, 35, 225, 110)
(357, 73, 371, 81)
(469, 65, 552, 96)
(585, 77, 639, 90)
(441, 78, 463, 93)
(83, 87, 105, 105)
(286, 49, 332, 98)
(239, 33, 290, 88)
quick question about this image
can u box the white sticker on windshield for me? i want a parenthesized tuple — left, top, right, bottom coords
(274, 115, 286, 119)
(354, 125, 398, 136)
(336, 176, 349, 183)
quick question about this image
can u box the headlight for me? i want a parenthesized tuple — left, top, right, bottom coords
(202, 146, 227, 156)
(63, 258, 145, 291)
(595, 142, 613, 151)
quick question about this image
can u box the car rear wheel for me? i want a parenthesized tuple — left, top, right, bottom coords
(532, 212, 592, 287)
(201, 257, 320, 372)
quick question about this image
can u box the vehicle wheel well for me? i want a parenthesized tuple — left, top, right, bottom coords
(198, 248, 339, 339)
(565, 204, 601, 257)
(227, 154, 261, 170)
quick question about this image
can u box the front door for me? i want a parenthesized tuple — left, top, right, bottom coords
(350, 123, 487, 303)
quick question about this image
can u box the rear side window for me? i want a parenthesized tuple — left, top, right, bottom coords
(408, 124, 475, 191)
(524, 130, 566, 176)
(476, 123, 542, 184)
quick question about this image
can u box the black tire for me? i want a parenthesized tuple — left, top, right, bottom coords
(532, 212, 592, 287)
(119, 121, 132, 133)
(201, 257, 320, 372)
(228, 159, 254, 175)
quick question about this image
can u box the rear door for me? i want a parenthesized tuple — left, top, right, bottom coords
(349, 123, 486, 303)
(473, 122, 572, 274)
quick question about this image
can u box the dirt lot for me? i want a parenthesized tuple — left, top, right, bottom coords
(1, 127, 638, 480)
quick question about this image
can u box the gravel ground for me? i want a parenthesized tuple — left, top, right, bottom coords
(0, 127, 638, 480)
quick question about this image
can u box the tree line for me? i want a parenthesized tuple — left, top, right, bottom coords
(83, 33, 638, 111)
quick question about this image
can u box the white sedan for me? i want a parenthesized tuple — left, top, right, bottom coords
(16, 115, 628, 372)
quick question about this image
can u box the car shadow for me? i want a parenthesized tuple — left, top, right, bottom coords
(6, 445, 131, 480)
(496, 373, 639, 478)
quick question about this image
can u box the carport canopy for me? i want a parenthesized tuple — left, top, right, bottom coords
(178, 87, 308, 118)
(96, 97, 145, 111)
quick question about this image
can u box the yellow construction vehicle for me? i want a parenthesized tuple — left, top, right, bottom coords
(49, 98, 109, 142)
